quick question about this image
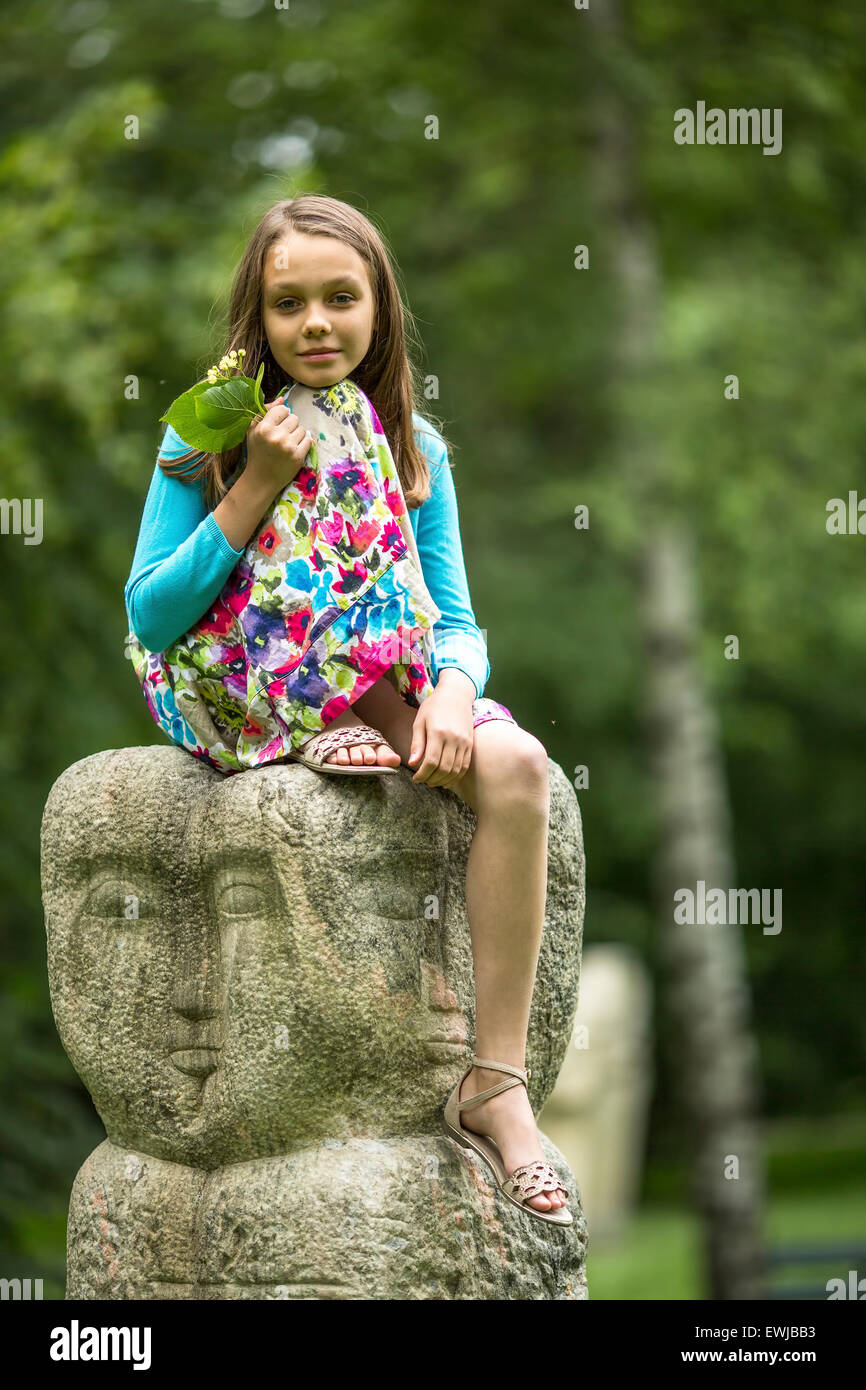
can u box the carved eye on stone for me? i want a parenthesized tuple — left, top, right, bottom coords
(358, 853, 439, 922)
(82, 879, 148, 921)
(373, 885, 426, 920)
(216, 882, 267, 917)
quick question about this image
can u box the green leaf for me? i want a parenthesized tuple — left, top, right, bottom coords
(159, 380, 249, 453)
(253, 362, 266, 414)
(195, 375, 260, 431)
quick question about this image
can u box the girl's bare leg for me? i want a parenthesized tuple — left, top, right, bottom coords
(353, 676, 567, 1212)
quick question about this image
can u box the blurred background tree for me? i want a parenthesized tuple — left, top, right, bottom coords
(0, 0, 863, 1297)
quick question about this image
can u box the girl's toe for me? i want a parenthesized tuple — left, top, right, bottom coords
(529, 1193, 553, 1210)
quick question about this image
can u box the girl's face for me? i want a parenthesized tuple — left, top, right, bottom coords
(261, 231, 376, 388)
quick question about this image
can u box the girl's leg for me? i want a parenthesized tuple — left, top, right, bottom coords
(354, 681, 566, 1213)
(446, 722, 566, 1212)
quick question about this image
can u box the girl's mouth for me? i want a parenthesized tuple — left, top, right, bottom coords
(300, 350, 341, 361)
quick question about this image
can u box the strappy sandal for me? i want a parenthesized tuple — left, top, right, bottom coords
(443, 1054, 573, 1226)
(288, 721, 401, 776)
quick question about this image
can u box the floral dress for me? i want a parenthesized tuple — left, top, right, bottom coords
(125, 379, 515, 776)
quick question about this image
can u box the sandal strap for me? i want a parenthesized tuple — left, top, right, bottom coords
(472, 1055, 531, 1081)
(458, 1075, 524, 1111)
(301, 723, 388, 765)
(458, 1055, 531, 1112)
(502, 1160, 568, 1203)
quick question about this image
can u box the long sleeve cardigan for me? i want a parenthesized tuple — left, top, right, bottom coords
(124, 410, 490, 699)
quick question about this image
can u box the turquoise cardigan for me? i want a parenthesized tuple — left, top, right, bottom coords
(124, 410, 490, 699)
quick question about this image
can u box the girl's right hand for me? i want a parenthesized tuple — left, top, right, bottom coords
(244, 394, 313, 497)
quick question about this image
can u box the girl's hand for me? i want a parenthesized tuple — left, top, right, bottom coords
(245, 395, 313, 499)
(408, 679, 475, 789)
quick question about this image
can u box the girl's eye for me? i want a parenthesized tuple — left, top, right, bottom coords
(276, 293, 355, 311)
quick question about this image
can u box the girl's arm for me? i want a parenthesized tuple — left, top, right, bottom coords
(124, 427, 270, 652)
(412, 422, 491, 700)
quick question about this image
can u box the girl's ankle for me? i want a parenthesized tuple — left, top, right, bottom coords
(471, 1064, 527, 1090)
(472, 1058, 527, 1076)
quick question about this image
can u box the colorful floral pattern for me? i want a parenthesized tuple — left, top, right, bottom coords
(471, 698, 516, 729)
(126, 379, 515, 775)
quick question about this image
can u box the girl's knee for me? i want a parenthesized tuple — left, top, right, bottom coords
(473, 726, 550, 810)
(508, 732, 549, 788)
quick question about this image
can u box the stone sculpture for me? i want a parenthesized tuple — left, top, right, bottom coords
(42, 744, 587, 1299)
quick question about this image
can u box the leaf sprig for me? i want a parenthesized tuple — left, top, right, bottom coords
(159, 349, 289, 453)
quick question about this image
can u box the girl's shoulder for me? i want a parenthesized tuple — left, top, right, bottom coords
(156, 423, 244, 500)
(157, 413, 448, 501)
(157, 422, 203, 463)
(159, 408, 447, 458)
(161, 412, 446, 459)
(411, 411, 450, 470)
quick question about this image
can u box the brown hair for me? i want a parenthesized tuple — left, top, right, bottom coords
(159, 193, 451, 511)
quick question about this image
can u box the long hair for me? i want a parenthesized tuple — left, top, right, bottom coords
(159, 194, 451, 511)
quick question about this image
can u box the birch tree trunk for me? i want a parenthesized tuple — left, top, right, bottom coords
(586, 0, 767, 1299)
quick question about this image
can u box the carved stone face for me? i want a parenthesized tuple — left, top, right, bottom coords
(43, 747, 476, 1169)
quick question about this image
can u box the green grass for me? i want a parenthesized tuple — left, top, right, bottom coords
(588, 1184, 866, 1300)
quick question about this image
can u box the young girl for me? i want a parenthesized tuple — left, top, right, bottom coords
(123, 194, 571, 1225)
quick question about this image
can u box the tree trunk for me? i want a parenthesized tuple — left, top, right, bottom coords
(586, 0, 767, 1298)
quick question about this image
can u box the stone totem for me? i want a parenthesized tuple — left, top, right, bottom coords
(42, 745, 586, 1299)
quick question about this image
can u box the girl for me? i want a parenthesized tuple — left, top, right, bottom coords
(123, 194, 571, 1225)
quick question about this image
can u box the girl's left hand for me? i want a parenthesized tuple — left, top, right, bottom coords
(408, 681, 475, 789)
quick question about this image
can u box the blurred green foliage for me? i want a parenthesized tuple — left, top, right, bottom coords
(0, 0, 864, 1288)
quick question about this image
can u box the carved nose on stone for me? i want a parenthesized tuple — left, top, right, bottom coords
(420, 960, 460, 1012)
(170, 948, 223, 1017)
(416, 963, 468, 1061)
(169, 972, 223, 1074)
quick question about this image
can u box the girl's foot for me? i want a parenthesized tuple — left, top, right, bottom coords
(351, 676, 417, 765)
(320, 708, 401, 769)
(458, 1065, 568, 1212)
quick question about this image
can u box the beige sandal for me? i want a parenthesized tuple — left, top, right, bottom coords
(288, 721, 401, 776)
(443, 1055, 574, 1226)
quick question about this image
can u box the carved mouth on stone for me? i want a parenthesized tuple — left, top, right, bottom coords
(422, 1031, 468, 1062)
(169, 1047, 222, 1077)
